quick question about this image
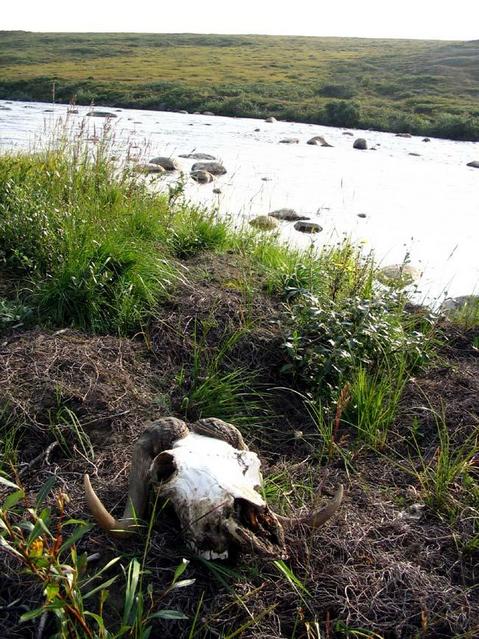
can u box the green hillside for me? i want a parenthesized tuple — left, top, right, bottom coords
(1, 31, 479, 139)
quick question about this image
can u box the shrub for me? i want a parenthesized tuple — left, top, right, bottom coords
(323, 100, 361, 127)
(317, 83, 356, 99)
(282, 291, 430, 402)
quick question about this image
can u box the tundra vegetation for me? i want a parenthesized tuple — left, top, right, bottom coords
(0, 130, 478, 638)
(1, 32, 479, 140)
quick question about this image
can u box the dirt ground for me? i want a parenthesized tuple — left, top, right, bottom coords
(0, 259, 478, 638)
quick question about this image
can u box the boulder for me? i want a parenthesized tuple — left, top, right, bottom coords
(466, 161, 479, 168)
(353, 138, 368, 150)
(191, 161, 226, 176)
(409, 152, 421, 157)
(279, 138, 299, 144)
(395, 133, 412, 138)
(254, 128, 261, 132)
(265, 117, 277, 123)
(307, 136, 332, 147)
(294, 221, 322, 234)
(357, 213, 367, 218)
(179, 153, 217, 160)
(422, 137, 431, 142)
(134, 163, 166, 174)
(269, 208, 310, 222)
(191, 170, 214, 184)
(149, 156, 181, 171)
(203, 111, 215, 116)
(86, 111, 117, 118)
(378, 264, 421, 286)
(213, 188, 222, 194)
(249, 215, 279, 231)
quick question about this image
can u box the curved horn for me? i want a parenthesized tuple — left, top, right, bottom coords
(275, 484, 344, 529)
(84, 417, 189, 535)
(191, 418, 247, 450)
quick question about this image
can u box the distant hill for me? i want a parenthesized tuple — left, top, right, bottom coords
(1, 32, 478, 139)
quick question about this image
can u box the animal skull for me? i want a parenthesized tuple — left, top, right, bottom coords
(84, 417, 343, 559)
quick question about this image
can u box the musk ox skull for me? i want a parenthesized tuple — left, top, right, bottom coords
(84, 417, 343, 559)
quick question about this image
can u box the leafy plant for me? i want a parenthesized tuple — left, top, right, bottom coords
(0, 475, 193, 638)
(282, 291, 429, 402)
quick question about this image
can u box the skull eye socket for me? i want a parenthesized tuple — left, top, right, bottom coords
(150, 451, 177, 482)
(234, 498, 261, 530)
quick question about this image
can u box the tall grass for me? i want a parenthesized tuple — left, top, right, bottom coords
(0, 135, 232, 334)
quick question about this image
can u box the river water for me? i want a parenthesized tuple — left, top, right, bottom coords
(1, 99, 478, 304)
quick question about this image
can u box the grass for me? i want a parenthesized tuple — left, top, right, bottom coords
(0, 131, 477, 637)
(409, 406, 479, 519)
(0, 32, 479, 139)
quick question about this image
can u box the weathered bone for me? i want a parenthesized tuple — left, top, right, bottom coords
(84, 417, 343, 558)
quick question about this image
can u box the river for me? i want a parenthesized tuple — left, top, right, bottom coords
(1, 99, 478, 304)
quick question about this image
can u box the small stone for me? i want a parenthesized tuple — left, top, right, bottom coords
(294, 221, 322, 233)
(191, 161, 226, 176)
(353, 138, 368, 150)
(269, 208, 310, 221)
(134, 163, 166, 174)
(179, 153, 217, 160)
(440, 295, 479, 313)
(213, 188, 222, 194)
(191, 170, 214, 184)
(378, 264, 421, 286)
(86, 111, 117, 118)
(149, 156, 181, 171)
(250, 215, 279, 231)
(307, 136, 332, 147)
(357, 213, 367, 218)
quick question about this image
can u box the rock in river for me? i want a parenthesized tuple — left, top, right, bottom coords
(149, 156, 181, 171)
(440, 295, 479, 313)
(307, 136, 332, 147)
(378, 264, 421, 286)
(191, 170, 214, 184)
(466, 161, 479, 168)
(294, 221, 322, 233)
(179, 153, 217, 160)
(191, 161, 227, 176)
(269, 208, 310, 221)
(353, 138, 368, 150)
(134, 163, 166, 174)
(279, 138, 299, 144)
(265, 117, 277, 123)
(250, 215, 279, 231)
(86, 111, 117, 118)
